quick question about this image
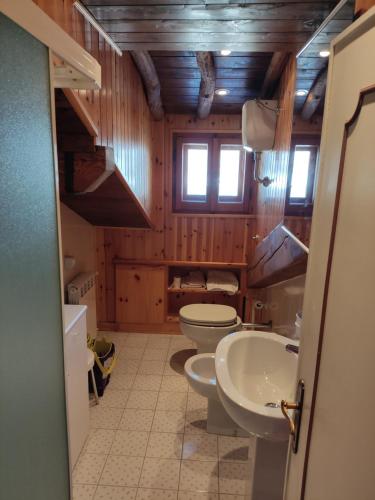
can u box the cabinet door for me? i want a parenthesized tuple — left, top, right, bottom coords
(116, 266, 166, 324)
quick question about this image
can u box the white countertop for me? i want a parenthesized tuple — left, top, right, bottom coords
(63, 304, 87, 333)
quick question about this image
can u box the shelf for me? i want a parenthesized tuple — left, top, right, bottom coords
(114, 259, 248, 269)
(168, 287, 240, 295)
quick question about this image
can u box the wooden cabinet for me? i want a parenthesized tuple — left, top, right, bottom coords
(116, 265, 166, 324)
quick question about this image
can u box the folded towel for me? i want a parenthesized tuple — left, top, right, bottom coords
(181, 270, 206, 289)
(206, 270, 239, 295)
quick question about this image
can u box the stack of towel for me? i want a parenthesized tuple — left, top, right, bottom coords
(206, 270, 239, 295)
(181, 271, 206, 289)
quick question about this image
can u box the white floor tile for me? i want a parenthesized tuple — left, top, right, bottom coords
(84, 429, 116, 455)
(73, 453, 107, 485)
(115, 358, 142, 375)
(219, 495, 245, 500)
(143, 348, 168, 361)
(179, 460, 218, 493)
(138, 360, 166, 375)
(126, 390, 159, 410)
(187, 393, 207, 411)
(185, 409, 208, 434)
(218, 462, 248, 495)
(110, 430, 149, 457)
(152, 411, 185, 433)
(156, 391, 187, 412)
(72, 483, 97, 500)
(160, 376, 188, 392)
(124, 337, 149, 348)
(109, 373, 136, 391)
(94, 485, 137, 500)
(119, 348, 145, 360)
(182, 434, 218, 461)
(137, 488, 178, 499)
(163, 361, 180, 376)
(146, 432, 183, 459)
(139, 458, 181, 490)
(100, 455, 144, 487)
(178, 492, 218, 500)
(146, 335, 171, 349)
(217, 436, 249, 463)
(119, 409, 155, 432)
(101, 389, 130, 409)
(170, 337, 195, 350)
(133, 374, 163, 391)
(90, 406, 123, 430)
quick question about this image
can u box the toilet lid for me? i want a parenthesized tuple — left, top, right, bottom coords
(179, 304, 237, 327)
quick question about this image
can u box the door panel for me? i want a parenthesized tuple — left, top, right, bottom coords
(302, 89, 375, 500)
(284, 12, 375, 500)
(116, 266, 166, 324)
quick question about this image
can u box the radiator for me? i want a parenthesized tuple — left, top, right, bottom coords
(67, 272, 97, 338)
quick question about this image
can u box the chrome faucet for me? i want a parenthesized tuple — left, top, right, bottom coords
(242, 320, 273, 330)
(285, 344, 299, 354)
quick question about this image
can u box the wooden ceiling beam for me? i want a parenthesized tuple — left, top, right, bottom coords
(261, 52, 289, 98)
(130, 51, 164, 121)
(196, 51, 216, 119)
(301, 66, 327, 121)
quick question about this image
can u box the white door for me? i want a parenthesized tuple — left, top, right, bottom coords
(284, 9, 375, 500)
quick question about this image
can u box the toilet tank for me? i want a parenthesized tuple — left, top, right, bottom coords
(242, 99, 278, 152)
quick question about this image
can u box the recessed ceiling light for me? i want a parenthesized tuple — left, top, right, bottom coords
(295, 89, 308, 97)
(215, 88, 230, 96)
(319, 50, 330, 58)
(220, 49, 232, 56)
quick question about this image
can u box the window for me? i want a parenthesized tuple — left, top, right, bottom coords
(285, 136, 320, 216)
(174, 134, 251, 213)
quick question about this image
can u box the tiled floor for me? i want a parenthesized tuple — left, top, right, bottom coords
(73, 332, 253, 500)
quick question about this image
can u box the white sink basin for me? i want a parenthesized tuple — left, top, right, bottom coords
(215, 330, 298, 441)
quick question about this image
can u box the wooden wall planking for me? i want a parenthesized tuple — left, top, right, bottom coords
(34, 0, 153, 215)
(95, 114, 258, 324)
(284, 216, 312, 248)
(256, 55, 297, 240)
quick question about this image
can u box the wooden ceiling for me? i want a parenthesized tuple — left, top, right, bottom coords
(83, 1, 354, 116)
(151, 51, 271, 114)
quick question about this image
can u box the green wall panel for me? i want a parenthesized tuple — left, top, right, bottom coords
(0, 13, 70, 500)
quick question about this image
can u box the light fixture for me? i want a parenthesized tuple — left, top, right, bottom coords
(215, 88, 230, 96)
(295, 89, 308, 97)
(73, 1, 122, 56)
(319, 49, 330, 58)
(220, 49, 232, 56)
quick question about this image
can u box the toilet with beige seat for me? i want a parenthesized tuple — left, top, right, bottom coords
(179, 303, 241, 354)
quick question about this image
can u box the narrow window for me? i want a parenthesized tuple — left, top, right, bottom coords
(285, 136, 319, 216)
(174, 134, 251, 213)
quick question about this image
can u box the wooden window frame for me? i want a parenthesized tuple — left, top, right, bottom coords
(173, 133, 251, 214)
(285, 135, 320, 217)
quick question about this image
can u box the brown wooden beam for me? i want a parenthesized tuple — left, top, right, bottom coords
(196, 51, 216, 119)
(261, 52, 289, 98)
(301, 67, 327, 121)
(249, 223, 308, 288)
(130, 51, 164, 121)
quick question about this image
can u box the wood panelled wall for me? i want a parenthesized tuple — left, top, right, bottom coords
(256, 55, 297, 240)
(96, 114, 258, 325)
(34, 0, 152, 214)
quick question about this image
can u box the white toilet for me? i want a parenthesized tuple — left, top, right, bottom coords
(179, 304, 241, 353)
(184, 352, 247, 436)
